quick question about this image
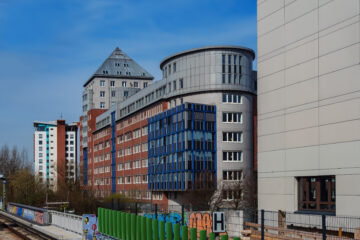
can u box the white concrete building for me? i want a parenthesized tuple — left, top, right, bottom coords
(257, 0, 360, 216)
(34, 120, 78, 191)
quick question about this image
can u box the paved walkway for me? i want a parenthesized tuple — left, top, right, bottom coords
(0, 211, 82, 240)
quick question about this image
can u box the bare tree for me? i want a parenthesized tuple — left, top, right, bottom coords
(209, 173, 257, 210)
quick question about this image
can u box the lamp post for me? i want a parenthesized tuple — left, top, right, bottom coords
(0, 174, 6, 211)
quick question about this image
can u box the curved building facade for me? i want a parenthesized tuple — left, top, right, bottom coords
(159, 46, 256, 186)
(80, 46, 257, 206)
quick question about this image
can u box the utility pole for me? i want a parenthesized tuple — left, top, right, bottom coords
(0, 175, 6, 211)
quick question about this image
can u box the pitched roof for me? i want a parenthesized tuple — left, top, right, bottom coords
(84, 47, 154, 87)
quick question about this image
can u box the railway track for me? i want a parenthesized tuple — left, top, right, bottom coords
(0, 214, 56, 240)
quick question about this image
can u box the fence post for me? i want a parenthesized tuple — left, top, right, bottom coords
(200, 230, 207, 240)
(181, 225, 188, 240)
(155, 204, 158, 219)
(261, 209, 264, 240)
(131, 214, 136, 240)
(166, 222, 173, 240)
(181, 205, 185, 225)
(190, 228, 197, 240)
(136, 215, 142, 240)
(135, 202, 138, 215)
(116, 211, 121, 239)
(141, 216, 147, 240)
(159, 221, 166, 240)
(174, 223, 180, 240)
(322, 214, 326, 240)
(153, 219, 159, 240)
(146, 217, 152, 240)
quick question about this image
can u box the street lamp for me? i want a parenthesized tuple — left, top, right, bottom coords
(0, 174, 6, 211)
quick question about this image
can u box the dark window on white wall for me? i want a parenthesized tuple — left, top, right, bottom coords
(298, 176, 335, 213)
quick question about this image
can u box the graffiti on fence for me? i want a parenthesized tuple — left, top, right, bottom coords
(83, 214, 101, 240)
(143, 212, 187, 225)
(188, 212, 212, 233)
(7, 204, 47, 225)
(34, 212, 44, 225)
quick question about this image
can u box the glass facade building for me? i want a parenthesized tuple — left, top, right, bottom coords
(148, 103, 216, 191)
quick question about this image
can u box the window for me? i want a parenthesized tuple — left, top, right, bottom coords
(142, 159, 148, 168)
(117, 135, 124, 143)
(39, 134, 43, 139)
(133, 129, 141, 139)
(222, 93, 242, 103)
(39, 147, 43, 151)
(134, 82, 138, 88)
(179, 78, 183, 89)
(117, 149, 123, 157)
(144, 82, 148, 88)
(298, 176, 335, 212)
(125, 162, 131, 170)
(142, 126, 148, 136)
(168, 83, 171, 92)
(222, 132, 242, 142)
(222, 190, 242, 201)
(223, 151, 242, 162)
(169, 65, 171, 75)
(111, 91, 116, 97)
(100, 80, 105, 86)
(100, 102, 105, 109)
(222, 112, 242, 123)
(100, 91, 105, 97)
(223, 170, 242, 181)
(173, 80, 177, 90)
(110, 81, 115, 87)
(117, 177, 123, 184)
(173, 63, 176, 72)
(39, 166, 43, 170)
(122, 81, 127, 87)
(39, 153, 43, 157)
(125, 176, 131, 184)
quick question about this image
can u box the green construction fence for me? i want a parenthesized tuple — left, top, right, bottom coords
(97, 208, 237, 240)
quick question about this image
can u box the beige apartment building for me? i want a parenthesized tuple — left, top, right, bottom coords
(257, 0, 360, 216)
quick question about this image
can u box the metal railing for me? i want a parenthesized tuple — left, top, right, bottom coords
(48, 210, 83, 235)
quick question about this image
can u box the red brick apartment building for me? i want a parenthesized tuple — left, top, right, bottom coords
(80, 103, 168, 205)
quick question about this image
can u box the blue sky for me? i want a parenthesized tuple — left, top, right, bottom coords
(0, 0, 257, 159)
